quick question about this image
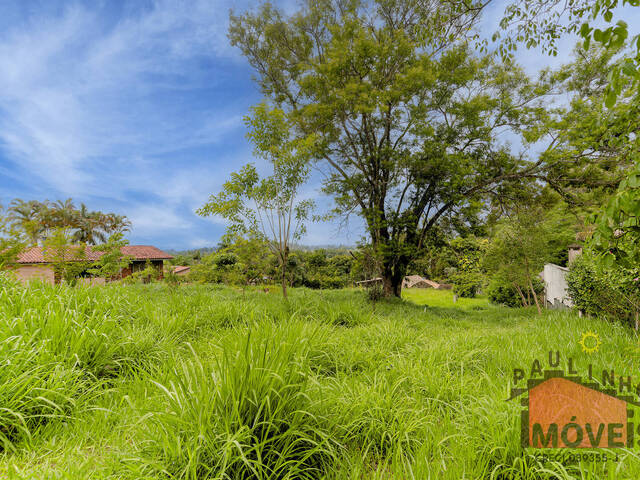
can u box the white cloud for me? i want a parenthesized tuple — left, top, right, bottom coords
(127, 203, 191, 234)
(0, 0, 245, 196)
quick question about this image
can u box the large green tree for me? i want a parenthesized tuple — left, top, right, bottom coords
(229, 0, 552, 296)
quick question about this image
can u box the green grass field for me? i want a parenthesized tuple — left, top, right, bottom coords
(2, 275, 640, 479)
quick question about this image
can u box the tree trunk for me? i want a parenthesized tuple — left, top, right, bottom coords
(281, 253, 288, 298)
(528, 276, 541, 315)
(513, 282, 528, 307)
(523, 258, 541, 315)
(381, 260, 405, 298)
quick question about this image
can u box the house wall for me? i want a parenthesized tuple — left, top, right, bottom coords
(568, 246, 583, 265)
(13, 259, 166, 285)
(542, 263, 572, 309)
(12, 265, 55, 285)
(121, 260, 165, 280)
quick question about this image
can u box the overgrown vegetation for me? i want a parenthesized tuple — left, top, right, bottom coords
(3, 277, 640, 478)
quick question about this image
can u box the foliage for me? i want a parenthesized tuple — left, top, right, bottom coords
(7, 198, 130, 246)
(592, 161, 640, 265)
(198, 103, 316, 297)
(487, 274, 544, 308)
(286, 249, 355, 289)
(123, 261, 161, 285)
(41, 228, 89, 286)
(229, 0, 556, 297)
(163, 269, 181, 288)
(188, 253, 222, 284)
(586, 161, 640, 324)
(483, 205, 574, 313)
(86, 233, 132, 281)
(451, 271, 484, 299)
(537, 47, 640, 208)
(497, 0, 640, 106)
(449, 236, 486, 298)
(0, 205, 26, 268)
(222, 235, 271, 289)
(487, 276, 522, 308)
(567, 252, 640, 326)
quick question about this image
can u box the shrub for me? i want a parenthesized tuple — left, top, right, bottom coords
(366, 283, 384, 303)
(566, 254, 631, 322)
(487, 276, 543, 308)
(487, 277, 522, 307)
(452, 271, 483, 298)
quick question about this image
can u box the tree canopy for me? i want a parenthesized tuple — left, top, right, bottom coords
(7, 199, 130, 246)
(229, 0, 558, 296)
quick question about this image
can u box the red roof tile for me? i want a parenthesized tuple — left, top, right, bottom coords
(16, 245, 173, 264)
(171, 265, 190, 274)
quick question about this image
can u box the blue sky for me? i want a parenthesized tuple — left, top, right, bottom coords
(0, 1, 638, 250)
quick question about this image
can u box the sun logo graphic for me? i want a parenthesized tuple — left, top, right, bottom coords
(579, 331, 601, 354)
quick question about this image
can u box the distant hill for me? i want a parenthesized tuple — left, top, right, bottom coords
(290, 244, 356, 252)
(166, 244, 356, 258)
(165, 247, 217, 257)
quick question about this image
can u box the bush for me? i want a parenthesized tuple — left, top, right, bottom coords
(487, 276, 544, 308)
(452, 272, 483, 298)
(566, 255, 631, 322)
(366, 283, 384, 303)
(487, 277, 522, 307)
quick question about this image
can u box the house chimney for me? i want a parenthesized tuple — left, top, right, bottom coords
(568, 244, 583, 265)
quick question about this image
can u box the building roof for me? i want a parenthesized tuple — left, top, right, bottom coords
(403, 275, 440, 288)
(171, 265, 190, 274)
(16, 245, 173, 264)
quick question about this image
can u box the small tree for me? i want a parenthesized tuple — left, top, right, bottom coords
(124, 260, 161, 284)
(87, 233, 133, 282)
(223, 235, 271, 292)
(484, 207, 573, 314)
(197, 103, 315, 297)
(42, 228, 89, 286)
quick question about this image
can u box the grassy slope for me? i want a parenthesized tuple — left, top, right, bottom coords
(1, 278, 640, 479)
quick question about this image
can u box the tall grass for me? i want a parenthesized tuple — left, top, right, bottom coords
(147, 322, 337, 479)
(2, 278, 640, 478)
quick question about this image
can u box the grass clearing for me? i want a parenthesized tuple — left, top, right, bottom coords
(1, 276, 639, 478)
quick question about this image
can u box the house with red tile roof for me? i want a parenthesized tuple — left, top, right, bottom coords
(13, 245, 173, 285)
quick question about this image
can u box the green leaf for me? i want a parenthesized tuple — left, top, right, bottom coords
(604, 89, 617, 108)
(603, 252, 615, 267)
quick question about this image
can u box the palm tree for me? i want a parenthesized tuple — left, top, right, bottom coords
(9, 198, 132, 246)
(7, 199, 47, 244)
